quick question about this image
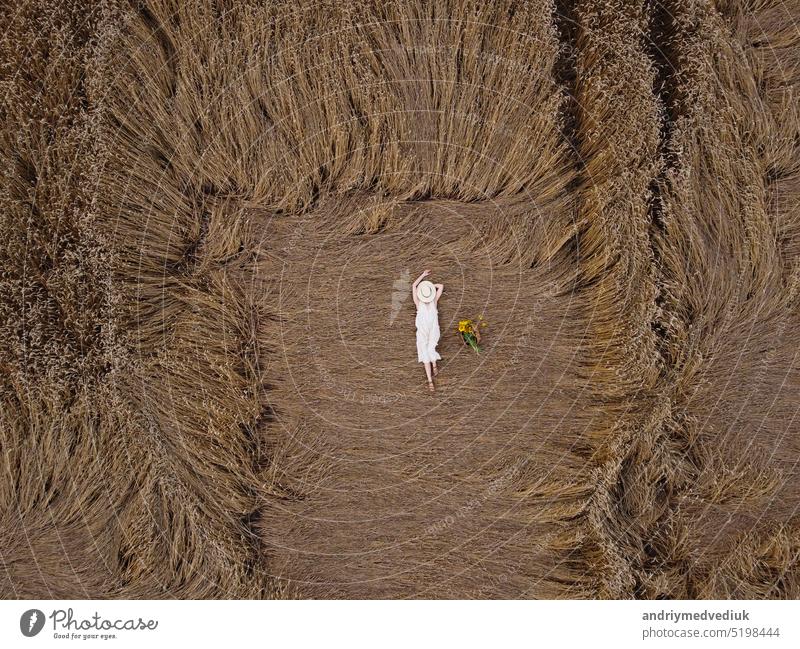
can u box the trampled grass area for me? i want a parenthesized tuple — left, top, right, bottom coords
(1, 0, 799, 598)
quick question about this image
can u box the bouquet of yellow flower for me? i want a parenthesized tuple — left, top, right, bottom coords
(457, 315, 487, 353)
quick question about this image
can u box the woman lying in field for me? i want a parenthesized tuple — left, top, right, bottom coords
(412, 270, 443, 393)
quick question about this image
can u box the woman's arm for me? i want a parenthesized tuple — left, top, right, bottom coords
(412, 269, 430, 307)
(412, 270, 430, 289)
(434, 283, 443, 302)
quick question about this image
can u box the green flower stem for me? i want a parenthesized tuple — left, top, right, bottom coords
(462, 332, 481, 353)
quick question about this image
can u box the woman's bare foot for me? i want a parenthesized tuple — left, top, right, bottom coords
(427, 380, 435, 393)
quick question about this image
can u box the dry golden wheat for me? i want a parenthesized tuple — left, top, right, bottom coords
(1, 0, 798, 599)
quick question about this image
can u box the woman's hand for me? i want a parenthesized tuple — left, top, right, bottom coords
(413, 269, 431, 288)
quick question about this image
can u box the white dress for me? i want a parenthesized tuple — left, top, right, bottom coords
(415, 300, 441, 363)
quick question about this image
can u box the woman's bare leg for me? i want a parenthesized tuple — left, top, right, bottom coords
(432, 360, 438, 376)
(423, 362, 434, 391)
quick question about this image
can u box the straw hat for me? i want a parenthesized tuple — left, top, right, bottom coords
(417, 280, 436, 303)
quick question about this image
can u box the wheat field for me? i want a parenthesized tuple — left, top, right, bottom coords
(1, 0, 799, 599)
